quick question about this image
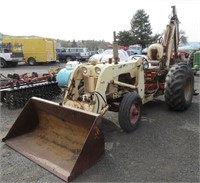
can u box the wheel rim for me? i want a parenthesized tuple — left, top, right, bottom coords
(29, 60, 34, 65)
(0, 61, 5, 67)
(184, 77, 193, 101)
(130, 103, 140, 125)
(29, 58, 35, 65)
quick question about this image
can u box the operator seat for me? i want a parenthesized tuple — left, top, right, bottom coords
(147, 43, 164, 68)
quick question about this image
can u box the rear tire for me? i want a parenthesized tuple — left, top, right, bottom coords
(28, 58, 36, 66)
(0, 58, 7, 68)
(188, 51, 195, 67)
(164, 63, 194, 111)
(119, 92, 142, 132)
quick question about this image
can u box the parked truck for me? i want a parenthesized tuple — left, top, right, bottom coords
(0, 43, 24, 68)
(56, 47, 90, 62)
(56, 48, 81, 62)
(3, 37, 56, 65)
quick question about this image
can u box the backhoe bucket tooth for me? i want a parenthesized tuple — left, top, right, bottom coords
(2, 97, 105, 182)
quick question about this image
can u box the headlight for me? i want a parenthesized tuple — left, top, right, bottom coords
(82, 67, 87, 74)
(95, 67, 101, 74)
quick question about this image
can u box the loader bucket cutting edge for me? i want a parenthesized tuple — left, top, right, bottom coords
(2, 97, 105, 182)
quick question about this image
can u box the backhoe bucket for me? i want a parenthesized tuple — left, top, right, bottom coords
(2, 97, 105, 182)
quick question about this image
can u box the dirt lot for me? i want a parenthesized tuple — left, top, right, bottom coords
(0, 63, 199, 182)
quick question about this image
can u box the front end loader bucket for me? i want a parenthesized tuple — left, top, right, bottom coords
(2, 97, 105, 182)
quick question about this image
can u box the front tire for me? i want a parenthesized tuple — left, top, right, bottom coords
(164, 63, 194, 111)
(0, 58, 7, 68)
(119, 92, 142, 132)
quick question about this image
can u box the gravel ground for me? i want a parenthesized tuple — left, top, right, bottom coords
(0, 63, 199, 182)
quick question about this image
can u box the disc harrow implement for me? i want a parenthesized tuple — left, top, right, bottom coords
(0, 72, 62, 109)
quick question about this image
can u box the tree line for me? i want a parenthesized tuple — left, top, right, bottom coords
(56, 39, 111, 51)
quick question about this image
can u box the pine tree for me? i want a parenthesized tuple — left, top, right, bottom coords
(116, 30, 133, 46)
(71, 39, 77, 47)
(130, 9, 152, 48)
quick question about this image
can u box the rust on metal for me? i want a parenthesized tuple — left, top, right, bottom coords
(3, 97, 105, 182)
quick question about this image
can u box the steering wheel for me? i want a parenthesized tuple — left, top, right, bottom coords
(141, 56, 149, 69)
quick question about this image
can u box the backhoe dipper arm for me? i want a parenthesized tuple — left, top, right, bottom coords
(162, 5, 180, 69)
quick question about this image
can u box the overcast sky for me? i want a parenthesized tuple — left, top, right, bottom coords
(1, 0, 199, 43)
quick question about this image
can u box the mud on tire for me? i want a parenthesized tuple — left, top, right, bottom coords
(164, 63, 194, 111)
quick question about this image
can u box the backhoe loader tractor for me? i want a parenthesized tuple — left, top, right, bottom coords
(3, 6, 194, 182)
